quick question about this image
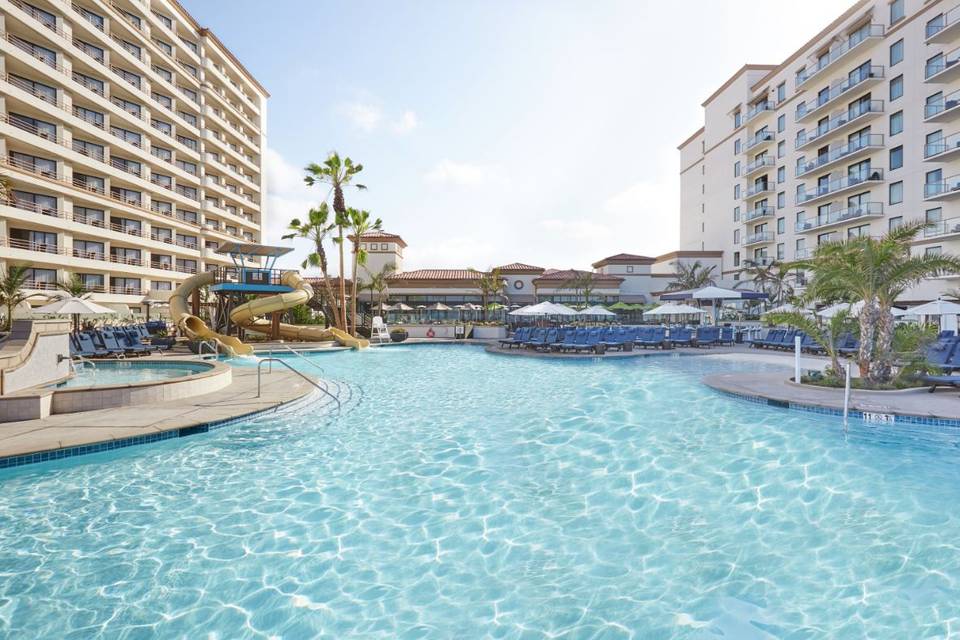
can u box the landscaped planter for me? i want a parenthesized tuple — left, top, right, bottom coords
(390, 329, 409, 343)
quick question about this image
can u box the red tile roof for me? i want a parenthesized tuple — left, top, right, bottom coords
(357, 230, 407, 248)
(495, 262, 544, 273)
(591, 253, 656, 268)
(388, 269, 483, 282)
(533, 269, 624, 285)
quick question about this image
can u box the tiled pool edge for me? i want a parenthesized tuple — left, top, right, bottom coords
(711, 387, 960, 428)
(0, 388, 324, 471)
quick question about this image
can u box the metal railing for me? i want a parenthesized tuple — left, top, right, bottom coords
(256, 358, 341, 411)
(197, 340, 219, 360)
(269, 342, 325, 374)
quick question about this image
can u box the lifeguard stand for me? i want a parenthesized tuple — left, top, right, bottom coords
(194, 242, 296, 339)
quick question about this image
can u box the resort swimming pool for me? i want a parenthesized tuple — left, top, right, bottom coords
(4, 345, 960, 637)
(52, 361, 208, 388)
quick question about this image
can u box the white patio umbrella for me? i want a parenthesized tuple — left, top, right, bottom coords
(817, 300, 909, 318)
(906, 297, 960, 316)
(577, 305, 616, 317)
(394, 303, 414, 312)
(508, 301, 578, 317)
(427, 302, 452, 311)
(33, 296, 118, 332)
(660, 286, 767, 323)
(762, 302, 812, 316)
(644, 303, 707, 317)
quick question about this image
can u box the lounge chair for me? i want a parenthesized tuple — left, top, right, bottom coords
(719, 326, 736, 345)
(752, 329, 781, 349)
(637, 326, 666, 349)
(525, 328, 550, 350)
(556, 328, 584, 352)
(74, 332, 108, 357)
(836, 333, 860, 356)
(500, 326, 530, 348)
(695, 326, 719, 347)
(939, 330, 956, 340)
(922, 373, 960, 392)
(531, 328, 559, 351)
(600, 327, 626, 351)
(89, 330, 126, 357)
(669, 326, 693, 348)
(928, 337, 960, 371)
(573, 327, 605, 353)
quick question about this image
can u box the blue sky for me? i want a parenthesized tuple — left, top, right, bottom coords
(187, 0, 844, 273)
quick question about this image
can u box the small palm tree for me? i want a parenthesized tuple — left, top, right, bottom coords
(794, 221, 960, 383)
(666, 261, 716, 292)
(304, 153, 366, 330)
(0, 266, 32, 331)
(346, 208, 382, 335)
(470, 268, 505, 321)
(561, 270, 596, 309)
(738, 260, 795, 307)
(362, 264, 395, 312)
(766, 309, 854, 377)
(57, 273, 89, 298)
(0, 175, 11, 203)
(282, 203, 341, 329)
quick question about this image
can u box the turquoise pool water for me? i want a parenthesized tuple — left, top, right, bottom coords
(5, 345, 960, 638)
(53, 361, 206, 388)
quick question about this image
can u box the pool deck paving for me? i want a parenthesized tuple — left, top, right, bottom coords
(0, 365, 318, 459)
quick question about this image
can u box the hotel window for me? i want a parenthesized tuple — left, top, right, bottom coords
(380, 243, 388, 250)
(152, 146, 173, 162)
(181, 38, 199, 55)
(777, 167, 785, 184)
(78, 274, 104, 292)
(777, 114, 785, 133)
(888, 216, 902, 231)
(115, 68, 141, 90)
(152, 118, 173, 136)
(926, 246, 943, 257)
(795, 238, 806, 253)
(110, 277, 142, 294)
(177, 135, 198, 150)
(73, 240, 104, 260)
(74, 206, 105, 226)
(777, 217, 785, 234)
(11, 190, 57, 215)
(153, 281, 172, 291)
(153, 65, 173, 82)
(179, 111, 198, 127)
(734, 139, 741, 154)
(733, 206, 740, 222)
(119, 39, 142, 60)
(734, 229, 740, 245)
(74, 173, 104, 193)
(926, 207, 943, 224)
(153, 92, 173, 109)
(152, 173, 173, 189)
(889, 181, 903, 204)
(74, 106, 104, 128)
(777, 191, 786, 209)
(12, 229, 58, 252)
(890, 39, 903, 66)
(23, 268, 57, 288)
(733, 251, 740, 267)
(889, 111, 903, 136)
(111, 96, 141, 117)
(154, 39, 173, 56)
(111, 126, 142, 147)
(777, 141, 786, 158)
(734, 161, 740, 177)
(733, 111, 742, 128)
(734, 184, 741, 199)
(890, 146, 903, 170)
(847, 224, 870, 239)
(74, 39, 105, 62)
(176, 160, 198, 175)
(10, 112, 57, 140)
(890, 0, 904, 25)
(180, 87, 199, 103)
(72, 71, 105, 96)
(154, 11, 173, 29)
(79, 7, 105, 30)
(110, 187, 142, 206)
(890, 75, 903, 101)
(179, 210, 198, 223)
(776, 243, 785, 260)
(178, 234, 198, 248)
(795, 67, 805, 88)
(777, 82, 786, 103)
(10, 152, 56, 178)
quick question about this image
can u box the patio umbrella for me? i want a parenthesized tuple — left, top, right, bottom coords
(762, 302, 812, 316)
(33, 296, 118, 332)
(508, 301, 578, 317)
(906, 298, 960, 316)
(394, 303, 414, 312)
(644, 303, 707, 317)
(427, 303, 452, 311)
(817, 300, 909, 318)
(608, 301, 632, 311)
(373, 301, 395, 313)
(578, 305, 616, 317)
(660, 286, 767, 323)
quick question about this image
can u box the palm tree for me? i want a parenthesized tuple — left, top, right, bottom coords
(794, 221, 960, 383)
(561, 270, 596, 309)
(57, 273, 88, 298)
(766, 309, 854, 377)
(666, 260, 716, 292)
(470, 268, 505, 321)
(304, 153, 366, 330)
(346, 208, 382, 335)
(737, 260, 795, 307)
(362, 264, 395, 312)
(282, 203, 341, 329)
(0, 266, 32, 331)
(0, 175, 11, 203)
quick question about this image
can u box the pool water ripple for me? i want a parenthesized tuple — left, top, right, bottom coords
(3, 346, 960, 637)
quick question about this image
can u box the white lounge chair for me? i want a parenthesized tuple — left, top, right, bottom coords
(371, 316, 390, 343)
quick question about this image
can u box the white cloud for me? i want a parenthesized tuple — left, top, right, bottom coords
(423, 160, 500, 187)
(339, 102, 383, 132)
(393, 110, 418, 134)
(263, 147, 327, 271)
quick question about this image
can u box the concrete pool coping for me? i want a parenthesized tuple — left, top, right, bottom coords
(0, 363, 323, 468)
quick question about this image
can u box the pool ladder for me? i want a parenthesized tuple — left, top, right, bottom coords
(256, 357, 341, 413)
(197, 340, 219, 361)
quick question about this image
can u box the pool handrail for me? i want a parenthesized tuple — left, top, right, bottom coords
(270, 342, 325, 374)
(256, 357, 340, 412)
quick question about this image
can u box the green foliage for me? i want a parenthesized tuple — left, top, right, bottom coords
(286, 304, 324, 325)
(0, 266, 32, 331)
(666, 261, 716, 292)
(57, 273, 88, 297)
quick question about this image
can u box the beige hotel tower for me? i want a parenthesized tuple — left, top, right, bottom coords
(680, 0, 960, 302)
(0, 0, 267, 314)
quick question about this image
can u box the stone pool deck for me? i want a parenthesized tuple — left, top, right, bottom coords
(0, 364, 318, 460)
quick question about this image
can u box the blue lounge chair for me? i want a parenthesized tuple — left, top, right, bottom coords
(574, 327, 605, 353)
(75, 332, 108, 357)
(929, 337, 960, 371)
(719, 326, 736, 345)
(752, 329, 781, 349)
(89, 330, 126, 357)
(118, 328, 152, 354)
(638, 326, 666, 349)
(939, 330, 956, 340)
(922, 373, 960, 392)
(600, 327, 626, 351)
(669, 326, 693, 347)
(557, 328, 584, 352)
(836, 333, 860, 356)
(500, 326, 530, 348)
(525, 328, 551, 350)
(695, 326, 719, 347)
(533, 328, 559, 351)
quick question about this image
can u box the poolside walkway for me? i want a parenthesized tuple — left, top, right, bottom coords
(0, 365, 318, 459)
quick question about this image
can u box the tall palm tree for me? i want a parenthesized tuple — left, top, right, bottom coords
(362, 264, 395, 312)
(666, 260, 716, 292)
(470, 268, 505, 321)
(0, 266, 32, 331)
(737, 260, 795, 307)
(304, 153, 366, 330)
(346, 208, 382, 335)
(795, 221, 960, 383)
(561, 270, 596, 309)
(0, 176, 11, 203)
(282, 203, 341, 329)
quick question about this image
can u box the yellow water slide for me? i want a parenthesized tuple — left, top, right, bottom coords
(230, 271, 369, 349)
(168, 271, 368, 356)
(169, 271, 254, 356)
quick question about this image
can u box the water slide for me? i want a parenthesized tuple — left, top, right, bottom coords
(169, 271, 368, 356)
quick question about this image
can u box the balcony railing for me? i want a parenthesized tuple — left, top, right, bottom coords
(928, 5, 960, 42)
(744, 100, 776, 124)
(744, 156, 776, 176)
(796, 134, 884, 177)
(795, 100, 883, 149)
(4, 154, 59, 179)
(925, 47, 960, 81)
(743, 231, 774, 246)
(743, 130, 775, 152)
(797, 169, 884, 204)
(745, 182, 776, 199)
(924, 175, 960, 199)
(795, 202, 883, 232)
(926, 88, 960, 122)
(744, 206, 775, 222)
(795, 65, 884, 122)
(109, 254, 144, 267)
(746, 256, 777, 267)
(4, 73, 60, 106)
(108, 285, 145, 296)
(925, 217, 960, 237)
(797, 25, 885, 86)
(1, 236, 65, 255)
(925, 132, 960, 159)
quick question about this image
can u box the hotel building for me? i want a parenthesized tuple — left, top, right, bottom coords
(0, 0, 267, 314)
(679, 0, 960, 302)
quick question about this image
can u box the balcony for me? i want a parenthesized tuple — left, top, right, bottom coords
(924, 174, 960, 201)
(744, 181, 776, 201)
(743, 156, 776, 178)
(797, 24, 885, 87)
(794, 247, 815, 259)
(924, 217, 960, 239)
(926, 89, 960, 123)
(925, 132, 960, 162)
(744, 205, 775, 222)
(795, 100, 883, 150)
(795, 202, 883, 233)
(743, 231, 774, 247)
(928, 5, 960, 43)
(925, 47, 960, 83)
(743, 130, 775, 153)
(744, 100, 776, 124)
(745, 255, 777, 267)
(797, 169, 884, 205)
(795, 65, 884, 123)
(796, 134, 884, 177)
(0, 236, 65, 257)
